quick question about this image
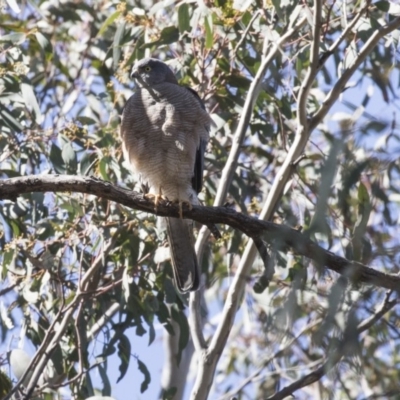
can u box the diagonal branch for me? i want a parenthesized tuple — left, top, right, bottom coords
(1, 233, 116, 400)
(1, 174, 400, 292)
(266, 292, 399, 400)
(213, 13, 307, 207)
(309, 15, 400, 131)
(188, 11, 308, 389)
(219, 318, 323, 400)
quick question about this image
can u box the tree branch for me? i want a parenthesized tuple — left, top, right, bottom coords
(219, 318, 323, 400)
(188, 14, 308, 398)
(309, 15, 400, 131)
(266, 292, 399, 400)
(1, 175, 400, 292)
(213, 13, 307, 207)
(297, 0, 322, 128)
(4, 233, 115, 399)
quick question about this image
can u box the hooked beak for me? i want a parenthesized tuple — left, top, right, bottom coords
(130, 68, 139, 79)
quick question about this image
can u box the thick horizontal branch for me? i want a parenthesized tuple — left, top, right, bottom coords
(1, 174, 399, 291)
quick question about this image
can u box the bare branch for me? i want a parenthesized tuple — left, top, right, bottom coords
(297, 0, 322, 128)
(219, 318, 323, 400)
(266, 292, 399, 400)
(1, 175, 400, 292)
(327, 4, 367, 56)
(2, 303, 70, 400)
(310, 16, 400, 131)
(87, 302, 121, 340)
(230, 10, 262, 61)
(22, 307, 76, 398)
(213, 13, 307, 207)
(190, 5, 322, 399)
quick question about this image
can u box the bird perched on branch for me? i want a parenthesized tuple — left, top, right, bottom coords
(120, 58, 210, 292)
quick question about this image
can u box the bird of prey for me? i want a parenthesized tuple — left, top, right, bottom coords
(120, 58, 210, 292)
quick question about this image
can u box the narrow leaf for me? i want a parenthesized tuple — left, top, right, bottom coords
(116, 334, 131, 383)
(61, 142, 77, 170)
(0, 32, 26, 43)
(113, 21, 126, 69)
(97, 10, 121, 37)
(97, 363, 112, 396)
(0, 107, 24, 131)
(20, 82, 42, 123)
(34, 32, 52, 54)
(178, 4, 190, 34)
(137, 359, 151, 393)
(50, 143, 66, 174)
(141, 26, 179, 49)
(374, 0, 390, 11)
(204, 14, 213, 49)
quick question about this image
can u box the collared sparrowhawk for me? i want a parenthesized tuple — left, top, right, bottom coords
(120, 58, 210, 292)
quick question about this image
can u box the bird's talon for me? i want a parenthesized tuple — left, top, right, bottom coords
(145, 193, 168, 210)
(177, 200, 192, 219)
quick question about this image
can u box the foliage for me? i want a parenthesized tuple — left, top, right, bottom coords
(1, 0, 400, 399)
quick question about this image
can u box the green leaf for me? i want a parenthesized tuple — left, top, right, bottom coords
(0, 32, 26, 43)
(116, 334, 131, 383)
(204, 14, 213, 49)
(358, 182, 370, 207)
(34, 32, 53, 54)
(374, 1, 390, 11)
(9, 219, 21, 237)
(137, 359, 151, 393)
(157, 25, 179, 45)
(0, 106, 24, 131)
(99, 156, 110, 180)
(0, 370, 12, 398)
(20, 82, 42, 123)
(76, 116, 96, 125)
(2, 248, 15, 268)
(178, 4, 191, 34)
(50, 143, 66, 173)
(113, 21, 126, 69)
(253, 275, 270, 293)
(97, 10, 121, 37)
(141, 26, 179, 49)
(343, 41, 357, 70)
(79, 151, 97, 175)
(62, 142, 77, 172)
(148, 322, 156, 346)
(171, 307, 189, 364)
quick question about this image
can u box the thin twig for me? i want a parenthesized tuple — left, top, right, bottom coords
(213, 14, 307, 207)
(266, 291, 399, 400)
(297, 0, 322, 129)
(219, 318, 323, 399)
(310, 16, 400, 132)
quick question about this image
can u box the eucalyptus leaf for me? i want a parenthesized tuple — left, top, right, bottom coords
(178, 3, 191, 34)
(97, 10, 121, 37)
(20, 82, 42, 123)
(137, 359, 151, 393)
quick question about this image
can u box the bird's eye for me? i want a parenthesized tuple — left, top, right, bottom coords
(144, 66, 151, 72)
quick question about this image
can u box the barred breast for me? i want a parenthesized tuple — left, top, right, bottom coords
(121, 82, 209, 201)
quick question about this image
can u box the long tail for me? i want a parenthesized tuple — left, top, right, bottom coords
(165, 217, 199, 292)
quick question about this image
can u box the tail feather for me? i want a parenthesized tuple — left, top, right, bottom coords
(165, 217, 199, 292)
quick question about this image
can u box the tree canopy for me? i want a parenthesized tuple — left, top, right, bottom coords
(1, 0, 400, 399)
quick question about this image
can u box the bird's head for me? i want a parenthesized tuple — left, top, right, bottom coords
(131, 58, 178, 86)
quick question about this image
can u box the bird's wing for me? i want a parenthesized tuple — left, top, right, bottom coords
(184, 87, 209, 194)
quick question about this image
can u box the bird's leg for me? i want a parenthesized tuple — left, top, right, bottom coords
(177, 200, 192, 219)
(145, 187, 167, 211)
